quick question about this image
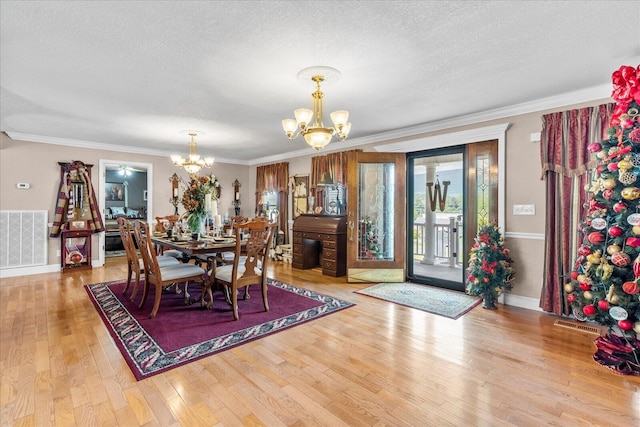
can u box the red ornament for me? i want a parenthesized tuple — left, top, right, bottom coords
(588, 232, 605, 244)
(611, 252, 631, 267)
(608, 225, 624, 237)
(608, 162, 620, 172)
(579, 282, 592, 291)
(570, 271, 579, 280)
(634, 255, 640, 277)
(618, 319, 633, 331)
(603, 189, 613, 199)
(588, 142, 602, 153)
(578, 246, 592, 256)
(626, 237, 640, 247)
(613, 202, 627, 213)
(567, 293, 576, 303)
(583, 305, 596, 316)
(622, 281, 640, 295)
(598, 299, 609, 310)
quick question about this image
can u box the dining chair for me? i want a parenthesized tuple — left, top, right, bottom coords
(207, 217, 276, 320)
(133, 220, 206, 318)
(118, 217, 181, 302)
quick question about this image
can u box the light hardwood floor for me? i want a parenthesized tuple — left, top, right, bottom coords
(1, 257, 639, 426)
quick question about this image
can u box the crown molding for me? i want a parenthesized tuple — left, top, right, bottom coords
(5, 132, 248, 166)
(7, 83, 611, 166)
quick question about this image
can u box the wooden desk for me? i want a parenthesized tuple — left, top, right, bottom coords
(292, 215, 347, 277)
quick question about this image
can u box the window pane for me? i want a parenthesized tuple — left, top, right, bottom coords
(357, 163, 394, 261)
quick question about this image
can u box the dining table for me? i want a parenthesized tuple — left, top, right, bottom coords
(150, 234, 244, 307)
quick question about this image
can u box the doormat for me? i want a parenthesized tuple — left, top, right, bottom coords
(355, 282, 480, 319)
(85, 279, 354, 380)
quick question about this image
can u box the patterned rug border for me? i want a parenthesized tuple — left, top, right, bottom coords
(85, 279, 354, 380)
(355, 282, 481, 320)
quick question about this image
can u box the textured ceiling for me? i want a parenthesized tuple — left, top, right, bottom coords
(1, 1, 639, 164)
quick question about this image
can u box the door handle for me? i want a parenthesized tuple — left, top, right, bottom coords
(349, 220, 355, 241)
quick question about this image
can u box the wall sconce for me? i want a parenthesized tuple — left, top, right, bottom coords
(169, 173, 180, 215)
(232, 179, 241, 216)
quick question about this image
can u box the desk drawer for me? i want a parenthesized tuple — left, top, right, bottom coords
(323, 234, 337, 242)
(323, 240, 337, 250)
(302, 232, 324, 240)
(323, 248, 336, 260)
(293, 231, 303, 238)
(292, 253, 304, 264)
(293, 236, 303, 245)
(323, 259, 336, 271)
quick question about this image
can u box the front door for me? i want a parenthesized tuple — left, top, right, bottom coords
(346, 151, 406, 282)
(407, 140, 498, 291)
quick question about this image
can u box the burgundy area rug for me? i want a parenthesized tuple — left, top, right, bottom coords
(85, 279, 354, 380)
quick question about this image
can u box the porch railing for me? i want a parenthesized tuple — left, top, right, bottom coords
(412, 215, 463, 267)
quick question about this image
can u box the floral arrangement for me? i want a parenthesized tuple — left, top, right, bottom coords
(466, 223, 514, 306)
(359, 217, 383, 259)
(180, 174, 219, 231)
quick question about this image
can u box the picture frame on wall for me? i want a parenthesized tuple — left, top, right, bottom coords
(105, 182, 124, 201)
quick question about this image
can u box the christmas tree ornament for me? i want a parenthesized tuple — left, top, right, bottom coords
(603, 178, 618, 189)
(632, 225, 640, 234)
(564, 282, 575, 293)
(603, 189, 614, 199)
(591, 218, 607, 230)
(607, 244, 622, 254)
(583, 291, 593, 300)
(613, 201, 627, 213)
(619, 171, 637, 185)
(634, 322, 640, 334)
(588, 231, 605, 244)
(611, 251, 631, 266)
(618, 319, 633, 330)
(583, 305, 596, 316)
(621, 187, 640, 200)
(622, 281, 640, 294)
(588, 142, 602, 153)
(618, 156, 633, 170)
(598, 299, 610, 310)
(626, 236, 640, 247)
(627, 213, 640, 225)
(608, 162, 619, 172)
(608, 225, 624, 237)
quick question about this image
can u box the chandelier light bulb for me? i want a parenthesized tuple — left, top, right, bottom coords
(171, 131, 213, 176)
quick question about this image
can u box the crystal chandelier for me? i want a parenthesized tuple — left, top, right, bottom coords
(171, 131, 214, 175)
(282, 66, 351, 151)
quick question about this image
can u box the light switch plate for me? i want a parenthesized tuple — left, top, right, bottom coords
(513, 204, 535, 215)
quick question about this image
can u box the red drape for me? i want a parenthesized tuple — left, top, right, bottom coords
(255, 162, 289, 243)
(310, 149, 360, 209)
(539, 103, 614, 315)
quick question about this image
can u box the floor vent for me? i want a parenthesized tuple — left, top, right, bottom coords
(554, 319, 603, 335)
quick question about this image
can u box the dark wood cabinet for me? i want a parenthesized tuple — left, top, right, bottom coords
(292, 215, 346, 277)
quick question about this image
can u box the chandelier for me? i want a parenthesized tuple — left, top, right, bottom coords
(171, 131, 214, 175)
(282, 66, 351, 151)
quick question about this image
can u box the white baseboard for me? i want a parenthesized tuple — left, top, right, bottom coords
(503, 293, 543, 311)
(0, 263, 61, 279)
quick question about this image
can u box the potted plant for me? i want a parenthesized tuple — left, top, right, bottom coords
(466, 223, 515, 309)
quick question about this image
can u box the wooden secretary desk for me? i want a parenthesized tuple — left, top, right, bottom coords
(292, 214, 347, 277)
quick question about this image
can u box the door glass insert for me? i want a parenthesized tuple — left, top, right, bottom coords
(409, 151, 465, 290)
(357, 163, 395, 261)
(475, 153, 490, 227)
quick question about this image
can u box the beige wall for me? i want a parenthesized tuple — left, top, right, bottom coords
(249, 97, 611, 304)
(0, 132, 251, 267)
(2, 96, 611, 305)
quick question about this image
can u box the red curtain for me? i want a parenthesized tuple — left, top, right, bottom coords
(310, 149, 360, 209)
(255, 162, 289, 243)
(539, 103, 614, 315)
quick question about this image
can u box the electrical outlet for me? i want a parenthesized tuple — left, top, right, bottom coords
(513, 204, 535, 215)
(56, 250, 61, 257)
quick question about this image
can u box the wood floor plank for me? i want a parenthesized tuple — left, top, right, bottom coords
(1, 258, 639, 426)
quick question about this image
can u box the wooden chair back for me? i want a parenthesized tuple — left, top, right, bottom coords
(133, 220, 205, 318)
(210, 217, 276, 320)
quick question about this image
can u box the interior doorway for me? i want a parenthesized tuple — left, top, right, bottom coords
(97, 159, 153, 266)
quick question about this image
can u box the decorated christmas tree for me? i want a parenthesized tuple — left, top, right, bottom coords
(466, 223, 515, 309)
(568, 65, 640, 341)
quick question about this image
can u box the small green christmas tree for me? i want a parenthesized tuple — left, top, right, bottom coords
(466, 223, 515, 309)
(568, 65, 640, 337)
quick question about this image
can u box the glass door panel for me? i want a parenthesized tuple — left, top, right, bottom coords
(347, 152, 405, 282)
(407, 148, 465, 291)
